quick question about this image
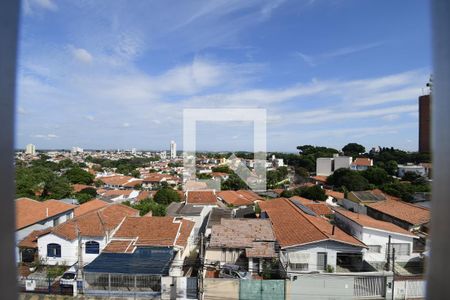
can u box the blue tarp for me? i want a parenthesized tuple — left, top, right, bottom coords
(84, 247, 175, 275)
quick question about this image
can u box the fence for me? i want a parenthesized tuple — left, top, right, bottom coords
(83, 272, 161, 298)
(394, 279, 426, 299)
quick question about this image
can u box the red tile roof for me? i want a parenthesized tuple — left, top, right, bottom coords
(74, 199, 108, 217)
(352, 158, 373, 166)
(334, 208, 415, 236)
(186, 191, 217, 205)
(110, 216, 194, 251)
(217, 190, 262, 206)
(16, 198, 76, 230)
(325, 189, 345, 200)
(72, 184, 94, 193)
(259, 198, 365, 249)
(312, 175, 328, 183)
(366, 198, 430, 226)
(99, 175, 134, 186)
(18, 228, 52, 248)
(49, 204, 138, 241)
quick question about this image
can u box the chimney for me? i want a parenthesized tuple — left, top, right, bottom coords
(332, 225, 335, 235)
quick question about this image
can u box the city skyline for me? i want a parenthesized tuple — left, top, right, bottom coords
(16, 0, 431, 151)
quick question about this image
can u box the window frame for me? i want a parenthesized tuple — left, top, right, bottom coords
(47, 243, 61, 258)
(85, 241, 100, 254)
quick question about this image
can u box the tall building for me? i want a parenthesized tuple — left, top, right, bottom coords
(170, 140, 176, 159)
(419, 94, 431, 153)
(25, 144, 36, 155)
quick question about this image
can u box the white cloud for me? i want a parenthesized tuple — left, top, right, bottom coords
(70, 47, 93, 63)
(32, 133, 58, 139)
(122, 122, 130, 128)
(84, 115, 95, 121)
(297, 42, 383, 66)
(24, 0, 57, 15)
(381, 114, 400, 121)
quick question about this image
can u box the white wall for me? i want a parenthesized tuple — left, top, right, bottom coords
(334, 213, 418, 263)
(341, 199, 367, 214)
(281, 240, 363, 275)
(334, 156, 352, 170)
(316, 158, 333, 176)
(37, 233, 106, 266)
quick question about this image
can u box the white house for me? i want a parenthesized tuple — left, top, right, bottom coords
(397, 164, 427, 178)
(37, 204, 138, 266)
(334, 209, 419, 264)
(260, 198, 366, 276)
(16, 198, 75, 263)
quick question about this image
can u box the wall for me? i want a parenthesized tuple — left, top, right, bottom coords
(341, 198, 367, 214)
(203, 278, 240, 300)
(37, 234, 106, 266)
(316, 158, 333, 176)
(281, 240, 363, 275)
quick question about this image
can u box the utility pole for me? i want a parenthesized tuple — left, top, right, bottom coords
(391, 248, 396, 300)
(198, 235, 204, 300)
(76, 226, 83, 295)
(386, 235, 392, 271)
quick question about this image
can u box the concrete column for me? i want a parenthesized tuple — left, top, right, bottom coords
(248, 258, 253, 273)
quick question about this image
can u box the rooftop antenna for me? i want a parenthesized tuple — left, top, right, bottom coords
(426, 75, 433, 94)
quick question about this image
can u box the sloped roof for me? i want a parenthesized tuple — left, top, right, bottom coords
(325, 189, 345, 200)
(110, 216, 194, 250)
(352, 158, 373, 166)
(366, 198, 430, 226)
(85, 247, 175, 275)
(18, 228, 52, 248)
(209, 219, 276, 258)
(49, 204, 138, 240)
(334, 208, 416, 237)
(217, 190, 262, 206)
(74, 199, 108, 217)
(259, 198, 365, 249)
(98, 175, 134, 186)
(186, 190, 217, 205)
(16, 198, 76, 230)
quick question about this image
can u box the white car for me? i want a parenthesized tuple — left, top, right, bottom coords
(59, 267, 77, 287)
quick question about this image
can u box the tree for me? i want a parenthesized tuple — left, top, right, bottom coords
(294, 167, 309, 184)
(342, 143, 366, 157)
(211, 165, 232, 174)
(154, 188, 181, 205)
(327, 169, 369, 191)
(361, 167, 393, 186)
(402, 171, 421, 182)
(131, 169, 141, 178)
(16, 166, 72, 200)
(222, 173, 249, 190)
(295, 185, 327, 201)
(74, 187, 97, 204)
(130, 198, 166, 216)
(65, 167, 94, 185)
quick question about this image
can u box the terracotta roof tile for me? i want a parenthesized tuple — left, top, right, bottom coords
(325, 189, 345, 199)
(74, 199, 108, 217)
(259, 198, 365, 249)
(186, 191, 217, 205)
(72, 184, 94, 193)
(352, 158, 373, 167)
(111, 216, 194, 249)
(50, 204, 138, 240)
(18, 228, 52, 248)
(217, 190, 262, 206)
(366, 198, 430, 226)
(16, 198, 76, 230)
(335, 208, 415, 236)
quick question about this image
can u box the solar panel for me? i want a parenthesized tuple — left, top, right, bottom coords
(290, 199, 317, 216)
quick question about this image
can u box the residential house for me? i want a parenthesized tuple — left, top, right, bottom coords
(324, 189, 344, 207)
(102, 216, 195, 276)
(205, 207, 232, 237)
(142, 173, 179, 189)
(98, 175, 142, 189)
(37, 204, 138, 266)
(366, 198, 430, 232)
(216, 190, 262, 208)
(73, 199, 108, 217)
(16, 198, 75, 263)
(184, 190, 219, 216)
(334, 209, 419, 266)
(205, 219, 277, 275)
(342, 190, 387, 214)
(350, 158, 374, 171)
(289, 196, 333, 217)
(260, 198, 366, 275)
(397, 164, 427, 178)
(167, 202, 209, 238)
(99, 189, 149, 203)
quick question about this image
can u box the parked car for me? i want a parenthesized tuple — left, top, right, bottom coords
(219, 264, 252, 279)
(59, 267, 77, 287)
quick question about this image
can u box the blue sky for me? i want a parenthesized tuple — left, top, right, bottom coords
(16, 0, 431, 152)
